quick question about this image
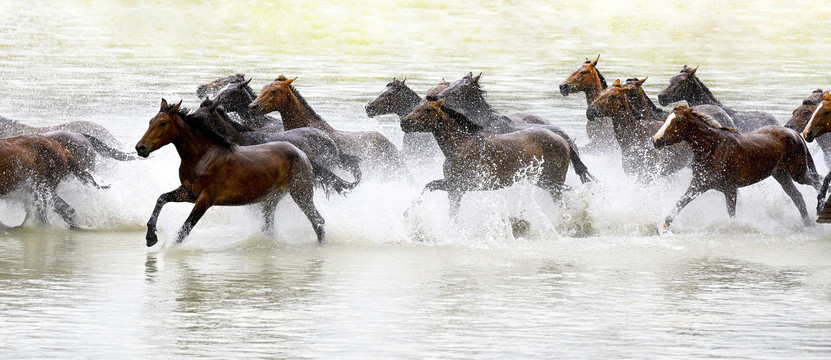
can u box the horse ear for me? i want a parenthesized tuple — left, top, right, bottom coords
(466, 72, 473, 79)
(286, 77, 297, 85)
(160, 98, 169, 110)
(242, 78, 252, 86)
(636, 77, 648, 86)
(435, 98, 445, 106)
(612, 79, 620, 87)
(170, 100, 182, 114)
(690, 65, 699, 74)
(208, 99, 221, 111)
(823, 91, 831, 101)
(402, 77, 407, 85)
(473, 72, 482, 84)
(590, 54, 600, 67)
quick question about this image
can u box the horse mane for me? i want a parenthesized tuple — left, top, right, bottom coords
(468, 80, 499, 117)
(175, 105, 236, 149)
(688, 108, 736, 132)
(595, 67, 608, 89)
(215, 105, 255, 132)
(690, 73, 722, 106)
(440, 104, 483, 133)
(287, 84, 327, 123)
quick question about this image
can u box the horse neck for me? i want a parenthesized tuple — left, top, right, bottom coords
(171, 116, 221, 167)
(395, 88, 424, 118)
(608, 103, 651, 144)
(583, 76, 604, 104)
(627, 91, 653, 120)
(430, 123, 480, 157)
(463, 94, 502, 126)
(687, 77, 723, 107)
(280, 91, 336, 132)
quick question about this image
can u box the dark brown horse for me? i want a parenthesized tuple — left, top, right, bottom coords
(135, 99, 330, 247)
(587, 79, 693, 181)
(436, 72, 596, 183)
(0, 134, 107, 228)
(801, 91, 831, 221)
(402, 99, 571, 217)
(249, 76, 406, 176)
(657, 65, 779, 131)
(194, 98, 360, 194)
(365, 77, 445, 159)
(204, 76, 284, 131)
(622, 77, 736, 128)
(196, 73, 245, 99)
(785, 89, 831, 167)
(559, 55, 617, 150)
(653, 106, 821, 229)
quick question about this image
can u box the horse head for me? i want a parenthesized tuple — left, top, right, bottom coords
(136, 98, 182, 157)
(785, 89, 823, 131)
(586, 79, 629, 121)
(365, 77, 418, 118)
(804, 91, 831, 142)
(658, 65, 698, 106)
(560, 54, 602, 96)
(249, 76, 296, 116)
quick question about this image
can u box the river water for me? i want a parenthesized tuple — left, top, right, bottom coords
(1, 1, 831, 359)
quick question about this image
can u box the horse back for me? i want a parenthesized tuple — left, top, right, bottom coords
(0, 134, 70, 193)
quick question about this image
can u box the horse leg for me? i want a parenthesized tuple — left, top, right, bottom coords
(723, 188, 737, 217)
(174, 195, 213, 244)
(664, 184, 705, 229)
(32, 190, 49, 225)
(259, 191, 286, 235)
(817, 172, 831, 213)
(405, 179, 449, 217)
(287, 183, 325, 244)
(51, 194, 79, 229)
(773, 171, 811, 225)
(448, 190, 464, 219)
(146, 187, 195, 247)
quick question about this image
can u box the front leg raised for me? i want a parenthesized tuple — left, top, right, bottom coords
(146, 187, 195, 247)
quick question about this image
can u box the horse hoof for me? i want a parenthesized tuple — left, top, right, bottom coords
(146, 234, 158, 247)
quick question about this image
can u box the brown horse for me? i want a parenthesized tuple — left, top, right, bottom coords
(135, 99, 329, 247)
(785, 89, 831, 168)
(203, 76, 285, 132)
(0, 134, 106, 228)
(249, 76, 406, 176)
(657, 65, 779, 131)
(559, 55, 617, 150)
(0, 114, 122, 147)
(801, 90, 831, 221)
(653, 106, 821, 229)
(587, 79, 693, 181)
(436, 72, 596, 183)
(402, 99, 571, 217)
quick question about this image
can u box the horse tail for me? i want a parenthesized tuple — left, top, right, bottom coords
(548, 128, 596, 183)
(65, 150, 109, 190)
(311, 160, 358, 197)
(338, 153, 363, 185)
(82, 134, 136, 161)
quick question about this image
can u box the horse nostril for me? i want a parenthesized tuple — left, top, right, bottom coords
(559, 84, 570, 96)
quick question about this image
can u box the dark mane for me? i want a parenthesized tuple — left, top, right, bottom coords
(690, 73, 722, 106)
(596, 67, 608, 89)
(215, 105, 255, 132)
(468, 80, 499, 118)
(287, 84, 326, 122)
(175, 106, 236, 149)
(440, 104, 483, 133)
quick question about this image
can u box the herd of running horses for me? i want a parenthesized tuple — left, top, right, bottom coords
(4, 55, 831, 246)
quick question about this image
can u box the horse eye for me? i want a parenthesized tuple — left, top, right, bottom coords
(159, 121, 168, 127)
(271, 90, 277, 95)
(580, 71, 588, 75)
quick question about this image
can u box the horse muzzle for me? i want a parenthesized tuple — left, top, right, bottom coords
(135, 143, 153, 158)
(365, 104, 379, 118)
(804, 130, 816, 142)
(559, 83, 571, 96)
(248, 103, 266, 116)
(653, 138, 665, 149)
(657, 93, 672, 107)
(586, 106, 601, 121)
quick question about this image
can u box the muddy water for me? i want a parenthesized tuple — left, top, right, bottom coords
(1, 1, 831, 358)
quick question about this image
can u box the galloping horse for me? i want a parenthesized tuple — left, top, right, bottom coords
(196, 73, 245, 99)
(249, 76, 406, 176)
(194, 98, 361, 193)
(402, 99, 572, 217)
(0, 114, 122, 146)
(365, 77, 445, 159)
(657, 65, 779, 131)
(206, 77, 284, 131)
(0, 134, 107, 228)
(801, 90, 831, 221)
(436, 73, 596, 183)
(653, 106, 821, 229)
(622, 77, 736, 128)
(784, 89, 831, 168)
(135, 99, 330, 246)
(587, 79, 693, 181)
(559, 55, 617, 150)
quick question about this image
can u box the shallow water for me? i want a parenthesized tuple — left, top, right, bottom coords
(1, 1, 831, 358)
